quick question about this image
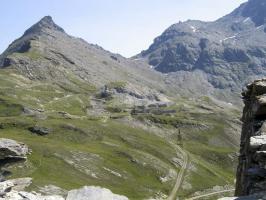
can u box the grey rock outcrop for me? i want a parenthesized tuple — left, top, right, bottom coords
(0, 138, 128, 199)
(66, 186, 128, 200)
(1, 190, 64, 200)
(0, 180, 14, 197)
(0, 182, 129, 200)
(28, 126, 52, 136)
(235, 79, 266, 196)
(8, 178, 32, 192)
(0, 139, 29, 160)
(39, 185, 67, 197)
(0, 178, 64, 200)
(0, 178, 32, 197)
(99, 82, 171, 107)
(137, 0, 266, 100)
(0, 177, 56, 199)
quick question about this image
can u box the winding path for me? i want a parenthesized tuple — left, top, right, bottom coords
(185, 189, 235, 200)
(165, 143, 234, 200)
(167, 145, 189, 200)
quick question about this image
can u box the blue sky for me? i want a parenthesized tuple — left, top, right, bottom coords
(1, 0, 246, 57)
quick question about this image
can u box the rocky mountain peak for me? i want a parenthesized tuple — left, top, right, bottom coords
(137, 0, 266, 96)
(230, 0, 266, 26)
(243, 0, 266, 26)
(23, 16, 65, 36)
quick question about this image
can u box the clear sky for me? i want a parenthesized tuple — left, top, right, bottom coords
(1, 0, 246, 57)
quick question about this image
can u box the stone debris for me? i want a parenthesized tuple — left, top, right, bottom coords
(0, 139, 29, 160)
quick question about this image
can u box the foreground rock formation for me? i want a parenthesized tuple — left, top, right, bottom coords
(0, 138, 129, 200)
(0, 139, 29, 160)
(226, 79, 266, 199)
(66, 186, 128, 200)
(0, 178, 64, 200)
(0, 181, 129, 200)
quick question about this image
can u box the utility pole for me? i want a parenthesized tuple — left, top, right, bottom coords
(177, 129, 183, 146)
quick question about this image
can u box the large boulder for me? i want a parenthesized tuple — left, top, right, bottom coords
(3, 191, 65, 200)
(0, 180, 14, 197)
(15, 191, 65, 200)
(66, 186, 128, 200)
(1, 181, 130, 200)
(250, 135, 266, 149)
(0, 178, 31, 198)
(8, 178, 32, 192)
(0, 139, 29, 160)
(0, 178, 64, 200)
(28, 126, 52, 136)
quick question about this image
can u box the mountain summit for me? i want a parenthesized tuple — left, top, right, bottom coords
(137, 0, 266, 96)
(239, 0, 266, 26)
(23, 16, 65, 36)
(0, 16, 168, 104)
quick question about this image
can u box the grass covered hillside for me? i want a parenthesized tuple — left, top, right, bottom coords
(0, 16, 242, 200)
(0, 67, 241, 199)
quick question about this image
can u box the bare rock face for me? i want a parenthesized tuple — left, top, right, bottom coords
(0, 139, 29, 160)
(66, 186, 129, 200)
(0, 178, 64, 200)
(0, 176, 128, 200)
(0, 178, 31, 195)
(0, 184, 129, 200)
(235, 79, 266, 196)
(138, 0, 266, 94)
(7, 178, 32, 192)
(2, 191, 65, 200)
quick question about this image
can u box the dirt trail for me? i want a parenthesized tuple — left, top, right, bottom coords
(167, 145, 189, 200)
(185, 189, 235, 200)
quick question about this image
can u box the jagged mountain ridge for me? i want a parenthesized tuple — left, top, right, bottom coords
(0, 16, 170, 101)
(137, 0, 266, 95)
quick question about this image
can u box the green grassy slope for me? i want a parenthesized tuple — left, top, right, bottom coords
(0, 68, 241, 199)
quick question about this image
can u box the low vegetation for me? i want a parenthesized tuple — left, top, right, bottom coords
(0, 69, 241, 199)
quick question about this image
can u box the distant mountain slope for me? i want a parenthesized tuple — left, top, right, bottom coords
(137, 0, 266, 97)
(0, 16, 169, 100)
(0, 15, 242, 199)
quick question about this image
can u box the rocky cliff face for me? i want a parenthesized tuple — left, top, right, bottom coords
(235, 79, 266, 197)
(137, 0, 266, 97)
